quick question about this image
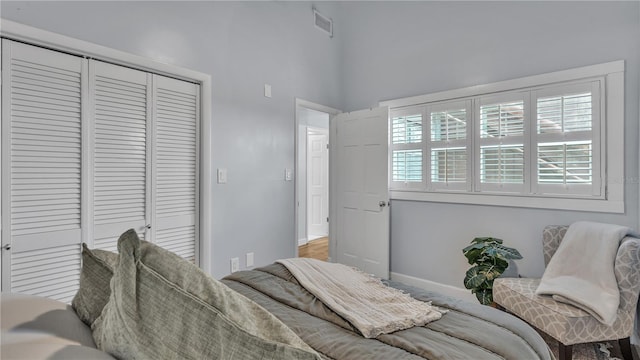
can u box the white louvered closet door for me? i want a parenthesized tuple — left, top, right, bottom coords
(91, 61, 151, 252)
(1, 40, 85, 302)
(152, 75, 199, 263)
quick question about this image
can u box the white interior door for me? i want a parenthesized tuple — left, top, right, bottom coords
(1, 40, 85, 302)
(91, 60, 151, 252)
(331, 106, 390, 279)
(307, 130, 328, 239)
(151, 75, 200, 264)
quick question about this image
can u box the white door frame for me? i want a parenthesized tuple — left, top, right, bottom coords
(294, 98, 340, 258)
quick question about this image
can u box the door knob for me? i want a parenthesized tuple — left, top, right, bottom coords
(379, 201, 387, 208)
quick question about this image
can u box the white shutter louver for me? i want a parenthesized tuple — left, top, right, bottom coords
(392, 114, 422, 144)
(153, 76, 199, 263)
(480, 145, 525, 184)
(429, 103, 469, 188)
(390, 110, 423, 186)
(392, 150, 422, 182)
(2, 40, 84, 302)
(478, 98, 525, 187)
(430, 148, 466, 183)
(91, 61, 149, 250)
(538, 142, 592, 184)
(480, 101, 524, 138)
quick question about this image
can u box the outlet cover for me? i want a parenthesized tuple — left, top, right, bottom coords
(230, 257, 240, 273)
(246, 252, 254, 267)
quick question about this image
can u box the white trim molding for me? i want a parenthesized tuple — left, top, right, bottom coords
(0, 19, 214, 274)
(294, 98, 340, 261)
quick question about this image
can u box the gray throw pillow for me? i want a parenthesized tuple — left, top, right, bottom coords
(92, 229, 320, 360)
(72, 244, 118, 326)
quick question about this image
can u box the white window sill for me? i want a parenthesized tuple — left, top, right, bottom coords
(390, 190, 624, 213)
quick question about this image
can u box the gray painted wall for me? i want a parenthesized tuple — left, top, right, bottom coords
(1, 1, 344, 278)
(2, 1, 638, 295)
(338, 1, 639, 286)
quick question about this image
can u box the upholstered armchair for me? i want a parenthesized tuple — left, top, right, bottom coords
(493, 225, 640, 360)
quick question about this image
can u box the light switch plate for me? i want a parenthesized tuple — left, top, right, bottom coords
(217, 168, 227, 184)
(264, 84, 272, 98)
(285, 168, 293, 181)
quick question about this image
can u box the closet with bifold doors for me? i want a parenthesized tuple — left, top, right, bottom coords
(1, 39, 200, 303)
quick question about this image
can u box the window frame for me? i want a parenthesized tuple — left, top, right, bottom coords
(382, 61, 625, 213)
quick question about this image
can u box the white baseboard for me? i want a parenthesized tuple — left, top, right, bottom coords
(390, 272, 477, 303)
(298, 238, 308, 246)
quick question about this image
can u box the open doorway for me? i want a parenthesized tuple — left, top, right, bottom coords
(295, 99, 339, 262)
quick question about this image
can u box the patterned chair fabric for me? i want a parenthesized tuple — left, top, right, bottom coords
(493, 225, 640, 347)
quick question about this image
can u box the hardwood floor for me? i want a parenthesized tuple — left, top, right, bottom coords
(298, 237, 328, 261)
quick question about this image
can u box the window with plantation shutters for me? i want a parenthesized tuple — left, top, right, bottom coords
(385, 61, 620, 212)
(1, 40, 84, 303)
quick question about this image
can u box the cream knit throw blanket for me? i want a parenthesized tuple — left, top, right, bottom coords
(536, 221, 639, 326)
(276, 258, 446, 338)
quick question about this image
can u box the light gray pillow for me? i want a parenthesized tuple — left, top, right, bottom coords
(92, 229, 320, 360)
(72, 244, 118, 326)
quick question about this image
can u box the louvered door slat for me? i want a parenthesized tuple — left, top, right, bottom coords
(10, 242, 80, 303)
(153, 76, 199, 263)
(92, 61, 149, 243)
(156, 225, 196, 262)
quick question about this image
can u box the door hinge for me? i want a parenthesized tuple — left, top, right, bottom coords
(326, 217, 329, 223)
(326, 143, 329, 149)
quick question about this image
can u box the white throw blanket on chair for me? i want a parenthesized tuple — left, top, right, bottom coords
(277, 258, 446, 338)
(535, 221, 639, 326)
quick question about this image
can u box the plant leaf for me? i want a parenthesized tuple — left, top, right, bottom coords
(463, 247, 483, 264)
(464, 267, 487, 289)
(482, 265, 503, 281)
(495, 244, 523, 260)
(472, 237, 503, 245)
(475, 288, 493, 305)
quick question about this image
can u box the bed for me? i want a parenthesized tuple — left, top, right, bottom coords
(222, 262, 554, 360)
(1, 230, 554, 360)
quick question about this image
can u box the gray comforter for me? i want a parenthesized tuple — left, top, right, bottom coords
(222, 264, 554, 360)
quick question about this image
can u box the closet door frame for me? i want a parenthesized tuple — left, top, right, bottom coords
(0, 19, 212, 275)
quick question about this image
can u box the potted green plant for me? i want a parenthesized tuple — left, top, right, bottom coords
(463, 237, 522, 305)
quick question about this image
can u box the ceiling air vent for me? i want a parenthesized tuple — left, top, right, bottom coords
(314, 9, 333, 38)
